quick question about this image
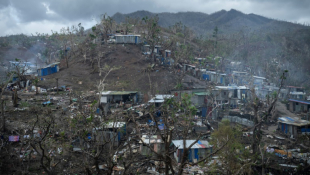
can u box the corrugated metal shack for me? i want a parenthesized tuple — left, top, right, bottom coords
(37, 62, 60, 76)
(93, 122, 126, 146)
(278, 116, 310, 137)
(172, 140, 212, 163)
(139, 135, 164, 156)
(288, 99, 310, 113)
(100, 91, 138, 104)
(114, 34, 141, 44)
(148, 94, 174, 107)
(201, 71, 226, 85)
(192, 92, 209, 107)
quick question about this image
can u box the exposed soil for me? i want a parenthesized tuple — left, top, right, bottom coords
(40, 44, 179, 95)
(274, 101, 299, 119)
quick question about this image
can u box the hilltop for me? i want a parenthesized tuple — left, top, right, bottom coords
(1, 9, 310, 90)
(112, 9, 310, 88)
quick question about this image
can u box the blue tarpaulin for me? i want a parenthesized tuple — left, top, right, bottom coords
(156, 110, 161, 117)
(39, 64, 59, 76)
(148, 120, 155, 126)
(42, 101, 51, 106)
(301, 128, 310, 132)
(202, 107, 207, 118)
(188, 149, 193, 162)
(194, 149, 199, 160)
(158, 124, 165, 130)
(202, 74, 209, 80)
(286, 117, 295, 122)
(87, 133, 91, 140)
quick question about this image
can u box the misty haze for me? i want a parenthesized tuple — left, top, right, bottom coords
(0, 0, 310, 174)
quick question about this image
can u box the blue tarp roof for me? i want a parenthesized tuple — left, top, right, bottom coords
(158, 124, 165, 130)
(42, 101, 51, 105)
(289, 99, 310, 105)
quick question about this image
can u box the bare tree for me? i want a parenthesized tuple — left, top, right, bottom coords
(249, 70, 288, 174)
(0, 73, 14, 132)
(99, 14, 115, 44)
(142, 16, 161, 62)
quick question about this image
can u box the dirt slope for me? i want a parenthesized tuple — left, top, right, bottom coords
(274, 101, 299, 119)
(40, 44, 178, 94)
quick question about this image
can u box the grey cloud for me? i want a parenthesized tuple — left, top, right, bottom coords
(10, 0, 49, 22)
(1, 0, 167, 23)
(0, 0, 9, 9)
(48, 0, 166, 20)
(3, 0, 310, 23)
(0, 0, 309, 36)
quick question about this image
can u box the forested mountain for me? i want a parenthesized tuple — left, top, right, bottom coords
(113, 9, 309, 35)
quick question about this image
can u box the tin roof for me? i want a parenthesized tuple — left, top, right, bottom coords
(148, 99, 164, 103)
(278, 116, 310, 126)
(253, 76, 266, 80)
(232, 71, 247, 74)
(104, 122, 126, 128)
(289, 99, 310, 105)
(148, 94, 174, 103)
(114, 34, 141, 37)
(205, 71, 216, 74)
(38, 62, 60, 69)
(215, 86, 249, 90)
(290, 92, 306, 95)
(194, 92, 210, 96)
(172, 140, 211, 149)
(101, 91, 137, 95)
(140, 135, 162, 144)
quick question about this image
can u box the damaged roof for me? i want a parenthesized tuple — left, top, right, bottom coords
(278, 116, 310, 126)
(290, 92, 306, 95)
(103, 122, 126, 128)
(148, 94, 174, 103)
(194, 92, 210, 96)
(215, 85, 249, 90)
(101, 91, 137, 95)
(253, 76, 266, 80)
(289, 99, 310, 105)
(172, 140, 212, 149)
(140, 135, 163, 144)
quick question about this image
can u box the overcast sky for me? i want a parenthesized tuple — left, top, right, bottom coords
(1, 0, 309, 36)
